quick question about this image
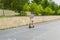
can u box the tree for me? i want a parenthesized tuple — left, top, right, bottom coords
(33, 0, 42, 4)
(34, 4, 44, 15)
(0, 0, 3, 9)
(17, 0, 29, 12)
(48, 1, 59, 15)
(29, 2, 40, 15)
(1, 0, 29, 12)
(11, 0, 19, 11)
(29, 2, 37, 13)
(54, 4, 59, 15)
(29, 2, 44, 16)
(23, 4, 30, 11)
(43, 0, 49, 8)
(1, 0, 12, 9)
(44, 7, 54, 15)
(38, 4, 44, 15)
(57, 9, 60, 15)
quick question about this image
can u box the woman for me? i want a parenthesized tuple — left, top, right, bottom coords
(29, 13, 35, 28)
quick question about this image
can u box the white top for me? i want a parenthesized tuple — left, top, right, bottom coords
(30, 14, 35, 20)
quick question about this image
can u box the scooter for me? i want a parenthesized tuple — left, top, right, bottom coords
(29, 24, 34, 28)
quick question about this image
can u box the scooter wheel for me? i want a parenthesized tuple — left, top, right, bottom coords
(29, 24, 32, 28)
(32, 26, 34, 28)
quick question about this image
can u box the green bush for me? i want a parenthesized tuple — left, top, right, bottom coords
(57, 9, 60, 15)
(23, 4, 30, 11)
(44, 7, 54, 15)
(29, 3, 44, 16)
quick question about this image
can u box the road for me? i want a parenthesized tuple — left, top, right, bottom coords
(0, 20, 60, 40)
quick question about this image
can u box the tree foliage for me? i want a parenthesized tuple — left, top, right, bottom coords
(0, 0, 60, 16)
(1, 0, 29, 12)
(45, 7, 54, 15)
(57, 9, 60, 15)
(29, 2, 37, 13)
(23, 4, 30, 11)
(33, 0, 42, 4)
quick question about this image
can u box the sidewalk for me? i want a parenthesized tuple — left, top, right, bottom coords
(0, 19, 60, 40)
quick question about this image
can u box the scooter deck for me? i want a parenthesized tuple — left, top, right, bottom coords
(29, 24, 34, 28)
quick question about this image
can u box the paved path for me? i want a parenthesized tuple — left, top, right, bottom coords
(0, 20, 60, 40)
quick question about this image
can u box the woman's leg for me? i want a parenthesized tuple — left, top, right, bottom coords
(32, 20, 34, 27)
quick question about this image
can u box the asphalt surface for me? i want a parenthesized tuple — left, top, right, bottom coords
(0, 20, 60, 40)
